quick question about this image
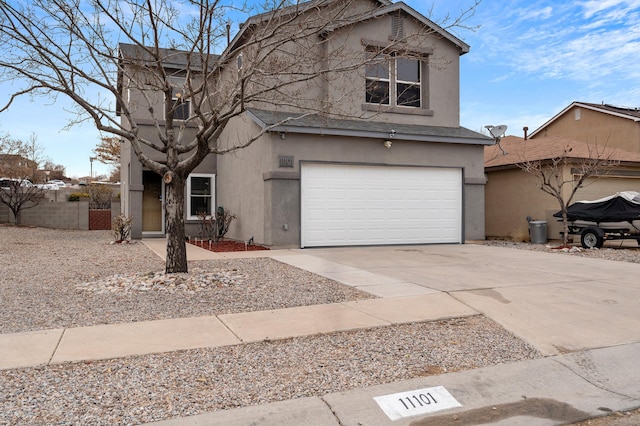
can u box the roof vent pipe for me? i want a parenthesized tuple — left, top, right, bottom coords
(226, 22, 231, 45)
(523, 126, 528, 140)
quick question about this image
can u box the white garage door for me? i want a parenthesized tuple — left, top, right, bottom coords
(301, 163, 462, 247)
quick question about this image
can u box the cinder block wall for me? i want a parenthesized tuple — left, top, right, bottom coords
(2, 200, 90, 230)
(27, 200, 89, 230)
(1, 193, 121, 231)
(0, 203, 9, 223)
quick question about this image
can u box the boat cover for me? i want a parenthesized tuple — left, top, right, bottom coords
(553, 191, 640, 222)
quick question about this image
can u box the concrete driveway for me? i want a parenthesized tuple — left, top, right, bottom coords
(273, 244, 640, 357)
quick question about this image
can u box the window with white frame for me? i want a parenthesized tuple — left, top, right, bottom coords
(395, 57, 420, 107)
(187, 173, 215, 219)
(365, 50, 422, 108)
(365, 51, 390, 105)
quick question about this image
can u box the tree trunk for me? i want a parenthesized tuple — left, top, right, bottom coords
(562, 213, 569, 247)
(164, 174, 188, 273)
(12, 207, 21, 226)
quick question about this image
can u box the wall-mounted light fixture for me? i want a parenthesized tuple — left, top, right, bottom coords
(384, 129, 396, 148)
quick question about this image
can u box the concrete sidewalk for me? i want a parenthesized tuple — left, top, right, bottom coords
(0, 292, 476, 369)
(2, 240, 640, 425)
(149, 342, 640, 426)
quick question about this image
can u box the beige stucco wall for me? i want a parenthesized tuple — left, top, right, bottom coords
(485, 168, 563, 241)
(532, 106, 640, 153)
(486, 166, 640, 242)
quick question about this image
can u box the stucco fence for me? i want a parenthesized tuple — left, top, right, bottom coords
(0, 189, 121, 231)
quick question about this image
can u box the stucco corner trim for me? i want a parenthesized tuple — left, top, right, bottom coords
(263, 171, 300, 181)
(464, 177, 487, 185)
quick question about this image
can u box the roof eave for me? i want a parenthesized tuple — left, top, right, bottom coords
(246, 111, 491, 145)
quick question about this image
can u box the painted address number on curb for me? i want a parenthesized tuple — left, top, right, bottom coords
(374, 386, 461, 421)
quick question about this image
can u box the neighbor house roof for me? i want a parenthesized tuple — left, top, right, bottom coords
(529, 102, 640, 138)
(485, 135, 640, 169)
(247, 109, 492, 145)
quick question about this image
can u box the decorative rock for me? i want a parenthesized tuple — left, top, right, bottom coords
(75, 268, 247, 294)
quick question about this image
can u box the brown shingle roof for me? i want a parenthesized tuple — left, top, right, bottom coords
(485, 135, 640, 168)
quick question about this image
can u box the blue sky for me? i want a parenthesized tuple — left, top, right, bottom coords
(1, 0, 639, 178)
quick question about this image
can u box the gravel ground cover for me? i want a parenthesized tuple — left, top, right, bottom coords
(3, 227, 639, 425)
(485, 240, 640, 263)
(0, 316, 539, 425)
(0, 226, 372, 334)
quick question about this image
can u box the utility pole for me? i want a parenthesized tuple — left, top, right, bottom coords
(90, 156, 97, 181)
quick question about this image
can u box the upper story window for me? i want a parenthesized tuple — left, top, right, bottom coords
(168, 76, 191, 121)
(363, 42, 432, 116)
(172, 91, 191, 121)
(396, 57, 420, 108)
(366, 51, 421, 108)
(365, 52, 390, 105)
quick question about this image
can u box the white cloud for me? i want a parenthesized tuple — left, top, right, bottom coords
(579, 0, 640, 19)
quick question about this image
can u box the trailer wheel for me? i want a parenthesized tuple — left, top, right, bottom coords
(581, 227, 604, 249)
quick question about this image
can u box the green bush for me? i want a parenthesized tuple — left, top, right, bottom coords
(68, 192, 90, 201)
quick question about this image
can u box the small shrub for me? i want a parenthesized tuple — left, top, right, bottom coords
(197, 211, 216, 241)
(196, 207, 236, 242)
(68, 192, 90, 201)
(215, 207, 236, 241)
(112, 214, 133, 242)
(89, 183, 113, 209)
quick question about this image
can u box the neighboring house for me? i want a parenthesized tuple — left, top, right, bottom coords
(0, 154, 37, 179)
(484, 135, 640, 240)
(529, 102, 640, 153)
(120, 0, 492, 247)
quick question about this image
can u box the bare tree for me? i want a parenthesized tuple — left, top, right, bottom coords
(0, 0, 478, 272)
(94, 136, 121, 182)
(41, 160, 66, 177)
(93, 137, 121, 166)
(0, 134, 45, 225)
(516, 143, 620, 246)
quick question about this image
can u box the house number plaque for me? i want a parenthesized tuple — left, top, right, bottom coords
(278, 155, 294, 168)
(373, 385, 461, 421)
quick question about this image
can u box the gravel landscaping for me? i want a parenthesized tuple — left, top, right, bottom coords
(0, 226, 372, 334)
(3, 226, 639, 425)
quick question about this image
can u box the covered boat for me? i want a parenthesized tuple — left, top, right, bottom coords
(553, 191, 640, 223)
(553, 191, 640, 248)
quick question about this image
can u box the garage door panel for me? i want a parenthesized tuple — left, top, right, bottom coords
(301, 164, 462, 247)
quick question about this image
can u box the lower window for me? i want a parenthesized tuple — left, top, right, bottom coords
(187, 173, 215, 219)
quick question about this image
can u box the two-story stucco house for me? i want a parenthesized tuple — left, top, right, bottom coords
(119, 0, 492, 248)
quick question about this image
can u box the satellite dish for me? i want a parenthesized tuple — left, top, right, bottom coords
(488, 124, 508, 139)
